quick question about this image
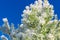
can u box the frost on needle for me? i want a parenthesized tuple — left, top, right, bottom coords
(0, 0, 60, 40)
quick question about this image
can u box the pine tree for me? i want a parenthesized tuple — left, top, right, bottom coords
(0, 0, 60, 40)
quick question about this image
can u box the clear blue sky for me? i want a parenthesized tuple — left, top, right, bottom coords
(0, 0, 35, 28)
(0, 0, 60, 39)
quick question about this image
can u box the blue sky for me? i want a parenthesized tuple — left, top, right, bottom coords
(0, 0, 35, 27)
(0, 0, 60, 39)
